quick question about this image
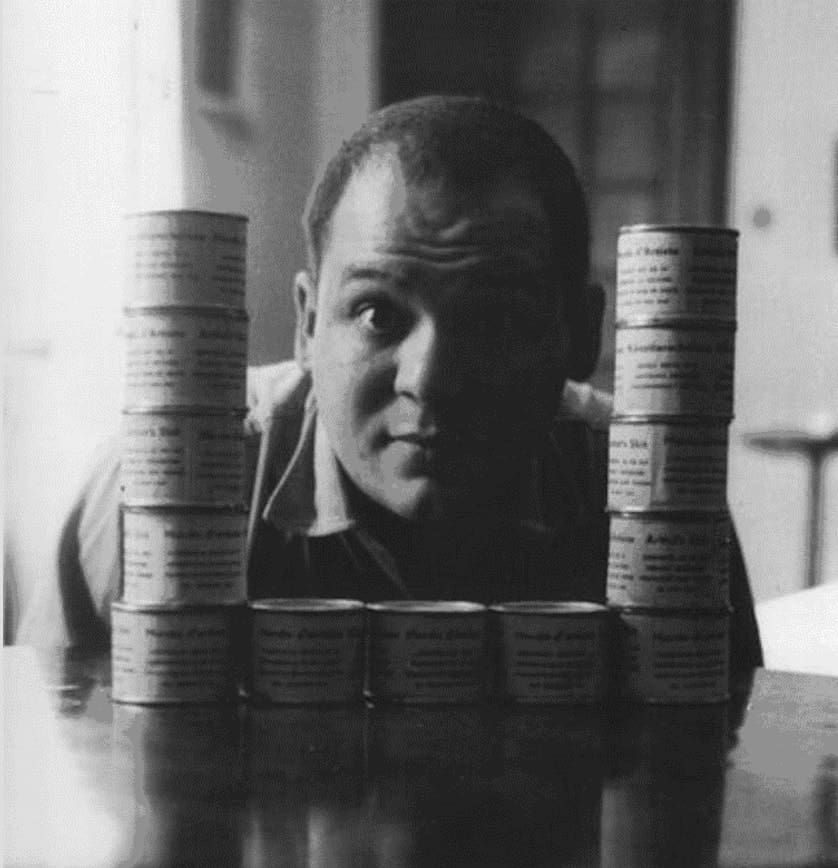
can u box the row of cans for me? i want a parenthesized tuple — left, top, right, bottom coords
(110, 599, 730, 707)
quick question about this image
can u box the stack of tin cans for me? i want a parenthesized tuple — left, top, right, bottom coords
(111, 210, 249, 704)
(607, 224, 738, 704)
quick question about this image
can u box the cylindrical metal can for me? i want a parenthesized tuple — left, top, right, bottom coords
(607, 417, 729, 510)
(611, 607, 730, 704)
(613, 319, 735, 418)
(616, 225, 738, 322)
(121, 506, 246, 605)
(607, 511, 730, 609)
(125, 210, 248, 309)
(490, 602, 610, 704)
(120, 409, 245, 506)
(366, 601, 488, 704)
(248, 599, 366, 705)
(111, 602, 241, 704)
(123, 306, 248, 409)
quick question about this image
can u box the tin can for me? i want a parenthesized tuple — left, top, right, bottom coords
(120, 409, 245, 506)
(613, 319, 735, 417)
(248, 599, 365, 705)
(121, 506, 246, 605)
(366, 601, 488, 704)
(125, 210, 248, 308)
(123, 306, 248, 409)
(607, 511, 730, 609)
(607, 417, 729, 510)
(111, 602, 241, 704)
(612, 607, 730, 704)
(616, 225, 737, 322)
(491, 602, 610, 704)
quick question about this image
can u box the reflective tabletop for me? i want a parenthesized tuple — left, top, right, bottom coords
(4, 646, 837, 867)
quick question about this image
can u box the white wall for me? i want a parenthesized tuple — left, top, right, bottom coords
(729, 0, 838, 598)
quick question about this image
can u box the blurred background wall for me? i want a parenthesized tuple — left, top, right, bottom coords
(3, 0, 836, 642)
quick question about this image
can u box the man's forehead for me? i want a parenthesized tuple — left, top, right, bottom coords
(329, 146, 552, 253)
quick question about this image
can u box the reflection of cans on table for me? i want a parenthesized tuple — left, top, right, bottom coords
(607, 511, 730, 609)
(616, 225, 737, 321)
(613, 319, 735, 418)
(111, 602, 242, 704)
(366, 601, 488, 704)
(123, 306, 248, 409)
(612, 607, 730, 704)
(248, 599, 365, 705)
(608, 417, 729, 510)
(120, 409, 245, 506)
(490, 602, 610, 704)
(125, 210, 247, 309)
(121, 506, 246, 605)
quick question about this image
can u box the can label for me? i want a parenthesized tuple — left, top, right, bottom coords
(123, 308, 248, 409)
(249, 600, 365, 704)
(607, 513, 730, 608)
(366, 602, 487, 704)
(613, 609, 729, 703)
(607, 420, 729, 510)
(120, 411, 244, 505)
(614, 324, 734, 417)
(617, 227, 737, 321)
(111, 604, 239, 703)
(125, 211, 247, 308)
(122, 508, 246, 605)
(491, 602, 609, 704)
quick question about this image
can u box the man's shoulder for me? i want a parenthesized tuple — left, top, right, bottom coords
(245, 360, 311, 435)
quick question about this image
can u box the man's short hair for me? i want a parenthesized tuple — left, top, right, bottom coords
(303, 95, 590, 297)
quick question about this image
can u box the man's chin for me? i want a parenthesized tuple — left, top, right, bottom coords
(377, 478, 466, 523)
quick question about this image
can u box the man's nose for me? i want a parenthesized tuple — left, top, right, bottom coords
(393, 319, 455, 404)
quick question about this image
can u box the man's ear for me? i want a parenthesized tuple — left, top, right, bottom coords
(293, 270, 317, 370)
(566, 282, 605, 382)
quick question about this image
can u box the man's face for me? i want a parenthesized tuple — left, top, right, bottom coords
(297, 148, 570, 522)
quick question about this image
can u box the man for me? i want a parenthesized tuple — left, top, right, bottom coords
(21, 96, 762, 675)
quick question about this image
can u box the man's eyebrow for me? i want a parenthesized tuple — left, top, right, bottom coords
(340, 264, 406, 284)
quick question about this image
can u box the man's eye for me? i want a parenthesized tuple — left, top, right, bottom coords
(356, 301, 406, 336)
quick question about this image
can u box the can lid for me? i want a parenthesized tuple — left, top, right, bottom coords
(366, 600, 486, 615)
(618, 224, 738, 237)
(611, 604, 734, 616)
(125, 209, 248, 222)
(609, 414, 732, 427)
(250, 598, 364, 613)
(111, 601, 244, 615)
(615, 317, 737, 331)
(123, 305, 249, 320)
(490, 601, 609, 616)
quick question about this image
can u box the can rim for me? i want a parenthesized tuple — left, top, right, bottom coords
(618, 224, 738, 237)
(367, 600, 486, 614)
(616, 317, 737, 331)
(608, 509, 731, 521)
(121, 504, 247, 516)
(122, 406, 247, 418)
(250, 598, 365, 613)
(611, 605, 733, 616)
(490, 601, 609, 616)
(125, 209, 248, 222)
(609, 414, 732, 426)
(123, 305, 249, 320)
(608, 505, 730, 515)
(111, 601, 244, 614)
